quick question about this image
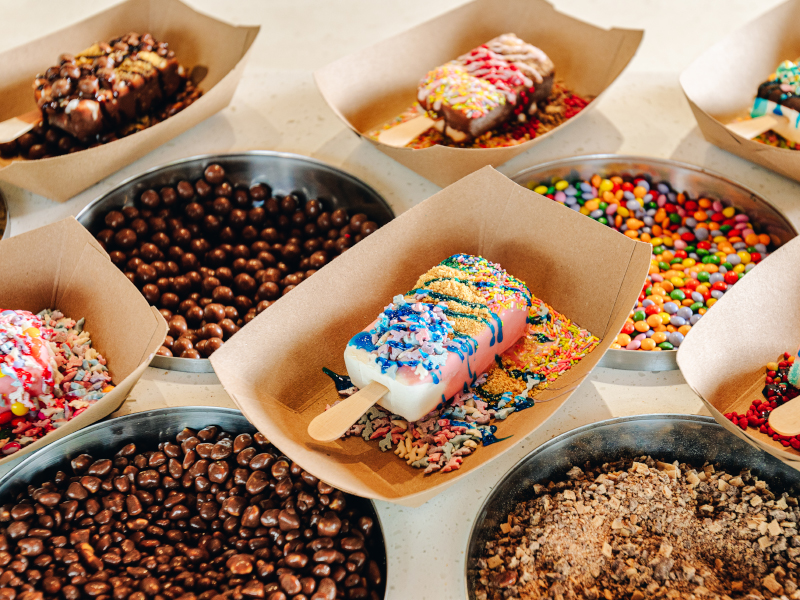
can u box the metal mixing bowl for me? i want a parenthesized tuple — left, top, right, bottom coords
(510, 155, 798, 372)
(465, 414, 800, 599)
(0, 406, 388, 599)
(0, 188, 8, 240)
(76, 152, 395, 373)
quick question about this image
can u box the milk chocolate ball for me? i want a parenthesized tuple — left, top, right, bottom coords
(212, 286, 233, 305)
(234, 273, 257, 295)
(114, 228, 137, 249)
(168, 315, 188, 338)
(140, 189, 160, 208)
(177, 180, 195, 200)
(256, 281, 279, 302)
(142, 283, 160, 303)
(309, 251, 329, 269)
(203, 303, 226, 323)
(250, 183, 270, 201)
(331, 208, 348, 228)
(204, 164, 225, 185)
(104, 210, 125, 230)
(160, 186, 178, 207)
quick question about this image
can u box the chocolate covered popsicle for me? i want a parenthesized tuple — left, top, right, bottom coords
(34, 32, 186, 142)
(417, 33, 554, 141)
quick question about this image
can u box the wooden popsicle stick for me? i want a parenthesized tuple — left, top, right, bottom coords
(307, 381, 389, 442)
(725, 113, 785, 140)
(377, 115, 436, 147)
(767, 401, 800, 437)
(0, 109, 41, 144)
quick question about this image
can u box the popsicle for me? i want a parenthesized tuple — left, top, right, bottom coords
(0, 310, 56, 413)
(34, 32, 184, 142)
(741, 58, 800, 144)
(416, 34, 554, 142)
(307, 254, 532, 441)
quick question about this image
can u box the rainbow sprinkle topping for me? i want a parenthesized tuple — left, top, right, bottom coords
(418, 64, 507, 120)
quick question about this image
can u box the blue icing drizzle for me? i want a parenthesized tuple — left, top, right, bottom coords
(479, 425, 512, 446)
(347, 295, 454, 380)
(322, 367, 354, 393)
(350, 332, 376, 352)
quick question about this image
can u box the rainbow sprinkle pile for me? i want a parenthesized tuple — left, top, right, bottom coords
(0, 308, 113, 455)
(330, 295, 598, 475)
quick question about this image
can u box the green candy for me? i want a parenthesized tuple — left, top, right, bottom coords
(719, 225, 732, 234)
(670, 290, 686, 301)
(697, 271, 710, 282)
(684, 245, 696, 254)
(669, 258, 683, 265)
(697, 248, 709, 257)
(598, 217, 609, 225)
(658, 342, 674, 350)
(658, 261, 670, 271)
(633, 310, 646, 322)
(690, 302, 704, 312)
(645, 286, 652, 296)
(599, 201, 608, 210)
(669, 213, 681, 224)
(722, 262, 733, 271)
(652, 245, 665, 255)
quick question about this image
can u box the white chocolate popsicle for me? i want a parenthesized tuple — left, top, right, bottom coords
(343, 254, 531, 422)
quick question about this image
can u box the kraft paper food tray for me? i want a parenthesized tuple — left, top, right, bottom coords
(314, 0, 643, 188)
(677, 236, 800, 471)
(0, 0, 259, 202)
(210, 167, 651, 506)
(680, 0, 800, 184)
(0, 217, 167, 466)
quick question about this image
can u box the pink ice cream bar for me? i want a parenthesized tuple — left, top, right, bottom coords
(344, 254, 531, 422)
(417, 33, 554, 141)
(0, 310, 56, 414)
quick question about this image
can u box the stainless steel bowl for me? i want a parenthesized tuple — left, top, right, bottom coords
(510, 155, 798, 372)
(0, 188, 8, 240)
(0, 406, 388, 598)
(465, 414, 800, 599)
(76, 152, 395, 373)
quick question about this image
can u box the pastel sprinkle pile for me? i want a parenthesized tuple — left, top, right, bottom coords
(0, 308, 113, 455)
(369, 81, 589, 149)
(725, 353, 800, 450)
(330, 296, 598, 475)
(529, 174, 774, 351)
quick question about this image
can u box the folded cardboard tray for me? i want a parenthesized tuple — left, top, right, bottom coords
(0, 217, 167, 466)
(680, 0, 800, 184)
(314, 0, 642, 188)
(210, 167, 651, 506)
(0, 0, 259, 201)
(678, 235, 800, 470)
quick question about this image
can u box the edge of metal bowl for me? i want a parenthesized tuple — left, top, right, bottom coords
(509, 155, 799, 372)
(462, 413, 784, 599)
(0, 188, 8, 240)
(0, 406, 389, 598)
(76, 151, 395, 374)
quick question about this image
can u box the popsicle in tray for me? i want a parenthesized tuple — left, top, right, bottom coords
(749, 58, 800, 144)
(33, 32, 185, 142)
(417, 33, 554, 141)
(307, 254, 532, 442)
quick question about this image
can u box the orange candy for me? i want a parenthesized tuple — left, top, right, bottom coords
(634, 321, 650, 333)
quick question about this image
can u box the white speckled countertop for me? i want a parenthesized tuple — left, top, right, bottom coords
(0, 0, 797, 597)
